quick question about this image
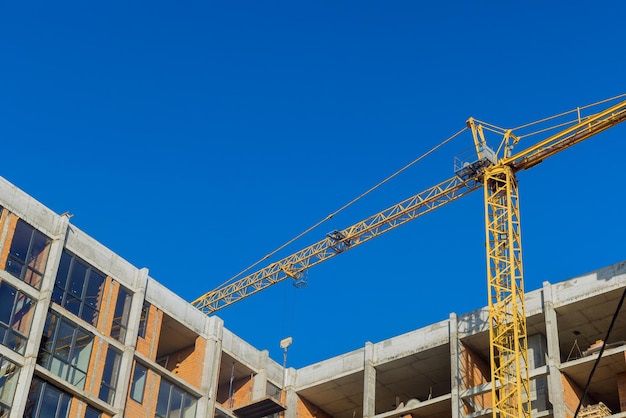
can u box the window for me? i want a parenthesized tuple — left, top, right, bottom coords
(137, 301, 150, 339)
(52, 251, 105, 326)
(84, 406, 101, 418)
(99, 346, 121, 404)
(25, 377, 71, 418)
(155, 378, 197, 418)
(129, 362, 147, 404)
(5, 219, 51, 289)
(111, 286, 132, 342)
(0, 281, 35, 354)
(0, 355, 19, 417)
(38, 311, 94, 389)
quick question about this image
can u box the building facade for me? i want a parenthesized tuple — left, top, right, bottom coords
(0, 176, 625, 418)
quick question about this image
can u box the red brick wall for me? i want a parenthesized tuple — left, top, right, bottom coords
(296, 395, 332, 418)
(162, 336, 206, 389)
(618, 372, 626, 412)
(460, 343, 492, 413)
(561, 372, 588, 418)
(220, 376, 253, 409)
(84, 337, 107, 399)
(0, 213, 17, 267)
(97, 278, 119, 335)
(136, 305, 162, 361)
(124, 365, 160, 418)
(67, 401, 113, 418)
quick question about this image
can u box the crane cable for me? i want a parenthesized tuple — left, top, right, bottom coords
(573, 286, 626, 417)
(212, 93, 626, 292)
(212, 126, 469, 290)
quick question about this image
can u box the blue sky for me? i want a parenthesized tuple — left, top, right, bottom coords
(1, 1, 625, 368)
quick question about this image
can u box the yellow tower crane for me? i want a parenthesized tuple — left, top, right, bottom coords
(192, 96, 626, 417)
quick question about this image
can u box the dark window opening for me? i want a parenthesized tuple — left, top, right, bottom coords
(137, 301, 150, 339)
(84, 406, 101, 418)
(111, 286, 132, 342)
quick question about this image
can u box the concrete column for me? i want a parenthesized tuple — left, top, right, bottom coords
(363, 342, 376, 418)
(543, 281, 565, 418)
(284, 367, 298, 418)
(112, 267, 149, 417)
(527, 334, 548, 413)
(252, 350, 269, 400)
(201, 316, 224, 418)
(10, 214, 69, 418)
(449, 313, 461, 418)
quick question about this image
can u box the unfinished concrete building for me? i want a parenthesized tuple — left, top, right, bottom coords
(0, 175, 625, 418)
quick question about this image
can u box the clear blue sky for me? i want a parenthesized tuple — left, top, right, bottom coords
(1, 1, 625, 368)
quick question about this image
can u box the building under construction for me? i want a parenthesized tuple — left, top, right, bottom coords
(1, 153, 626, 418)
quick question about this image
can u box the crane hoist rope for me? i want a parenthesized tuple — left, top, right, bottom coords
(192, 94, 626, 418)
(210, 125, 468, 291)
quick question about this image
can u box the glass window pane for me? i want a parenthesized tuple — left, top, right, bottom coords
(138, 302, 150, 338)
(85, 271, 105, 309)
(38, 312, 94, 389)
(68, 261, 87, 298)
(4, 331, 26, 354)
(182, 395, 197, 418)
(72, 330, 93, 371)
(101, 348, 120, 386)
(63, 297, 81, 318)
(0, 356, 19, 407)
(168, 387, 183, 418)
(55, 321, 74, 362)
(25, 378, 43, 418)
(28, 230, 50, 272)
(41, 385, 64, 417)
(112, 287, 132, 341)
(69, 368, 87, 389)
(8, 221, 31, 263)
(51, 286, 64, 306)
(4, 259, 23, 280)
(156, 380, 171, 417)
(80, 305, 97, 326)
(40, 318, 55, 355)
(53, 251, 105, 327)
(0, 283, 14, 325)
(12, 292, 34, 334)
(23, 269, 43, 288)
(55, 252, 72, 290)
(85, 406, 101, 418)
(130, 363, 147, 403)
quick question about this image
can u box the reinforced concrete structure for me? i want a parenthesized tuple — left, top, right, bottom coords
(0, 175, 625, 418)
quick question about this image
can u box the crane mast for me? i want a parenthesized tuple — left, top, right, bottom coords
(193, 96, 626, 418)
(468, 97, 626, 417)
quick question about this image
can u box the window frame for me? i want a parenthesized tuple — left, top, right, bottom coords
(0, 280, 35, 354)
(25, 376, 72, 418)
(111, 286, 132, 342)
(155, 377, 197, 418)
(0, 355, 19, 416)
(38, 311, 94, 390)
(52, 251, 106, 327)
(98, 345, 122, 404)
(129, 362, 148, 404)
(137, 301, 150, 339)
(5, 219, 51, 289)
